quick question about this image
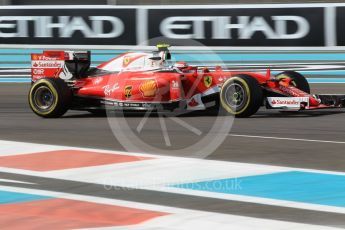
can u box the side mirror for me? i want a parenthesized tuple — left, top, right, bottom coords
(149, 56, 162, 61)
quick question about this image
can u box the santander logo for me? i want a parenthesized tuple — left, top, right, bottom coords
(273, 99, 299, 105)
(268, 97, 309, 109)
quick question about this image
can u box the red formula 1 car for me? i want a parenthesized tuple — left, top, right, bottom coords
(28, 44, 345, 118)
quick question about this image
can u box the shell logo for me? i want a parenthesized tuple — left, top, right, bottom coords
(140, 80, 157, 97)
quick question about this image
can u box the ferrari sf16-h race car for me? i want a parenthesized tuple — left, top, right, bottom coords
(29, 44, 345, 118)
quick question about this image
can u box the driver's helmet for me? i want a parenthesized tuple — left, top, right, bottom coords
(174, 61, 188, 69)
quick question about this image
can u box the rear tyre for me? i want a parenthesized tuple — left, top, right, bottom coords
(220, 75, 263, 118)
(29, 78, 72, 118)
(275, 71, 310, 94)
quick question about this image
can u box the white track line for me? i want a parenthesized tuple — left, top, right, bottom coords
(3, 139, 345, 216)
(229, 134, 345, 145)
(0, 179, 35, 185)
(0, 185, 341, 230)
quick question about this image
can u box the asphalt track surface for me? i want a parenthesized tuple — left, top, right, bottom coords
(1, 83, 345, 228)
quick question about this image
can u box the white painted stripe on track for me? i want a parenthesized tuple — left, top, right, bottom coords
(0, 140, 69, 156)
(0, 185, 341, 230)
(88, 215, 341, 230)
(2, 139, 345, 176)
(0, 179, 35, 184)
(151, 186, 345, 216)
(3, 139, 345, 216)
(229, 134, 345, 145)
(42, 158, 287, 187)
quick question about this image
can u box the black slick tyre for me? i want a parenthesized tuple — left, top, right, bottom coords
(275, 71, 310, 94)
(220, 75, 263, 118)
(28, 78, 72, 118)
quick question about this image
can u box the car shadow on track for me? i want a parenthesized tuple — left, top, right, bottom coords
(62, 109, 345, 119)
(63, 109, 222, 118)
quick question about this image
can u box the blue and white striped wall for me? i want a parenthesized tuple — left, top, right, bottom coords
(1, 49, 345, 83)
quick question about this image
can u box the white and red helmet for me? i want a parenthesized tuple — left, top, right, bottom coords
(174, 61, 188, 69)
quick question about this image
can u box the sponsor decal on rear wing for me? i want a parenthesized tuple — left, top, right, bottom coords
(31, 51, 91, 82)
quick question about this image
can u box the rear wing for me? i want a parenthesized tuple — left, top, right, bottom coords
(31, 50, 91, 82)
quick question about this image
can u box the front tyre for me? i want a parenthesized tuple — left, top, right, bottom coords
(29, 78, 72, 118)
(220, 75, 263, 118)
(275, 71, 310, 94)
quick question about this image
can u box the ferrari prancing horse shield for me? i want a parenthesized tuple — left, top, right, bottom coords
(204, 76, 212, 88)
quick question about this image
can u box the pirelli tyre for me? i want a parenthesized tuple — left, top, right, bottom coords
(275, 71, 310, 94)
(220, 75, 263, 118)
(29, 78, 72, 118)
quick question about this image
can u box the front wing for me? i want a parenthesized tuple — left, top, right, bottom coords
(266, 94, 345, 111)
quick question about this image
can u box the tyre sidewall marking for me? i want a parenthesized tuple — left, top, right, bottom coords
(29, 79, 59, 116)
(220, 77, 251, 115)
